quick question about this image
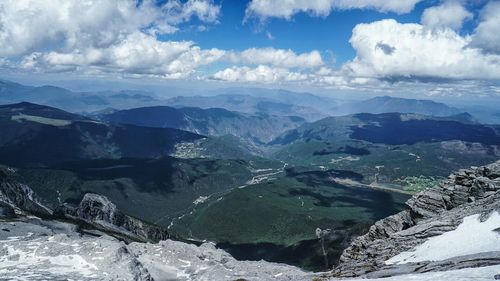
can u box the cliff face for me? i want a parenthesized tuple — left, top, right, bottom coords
(0, 166, 52, 217)
(59, 193, 170, 242)
(333, 161, 500, 278)
(0, 167, 169, 243)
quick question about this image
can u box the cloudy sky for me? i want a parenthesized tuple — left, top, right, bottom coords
(0, 0, 499, 97)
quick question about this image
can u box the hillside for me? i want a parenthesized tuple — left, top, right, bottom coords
(272, 113, 500, 190)
(333, 96, 464, 117)
(0, 102, 203, 167)
(101, 105, 306, 144)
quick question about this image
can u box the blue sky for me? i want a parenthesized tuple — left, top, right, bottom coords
(0, 0, 499, 98)
(164, 0, 487, 65)
(167, 0, 425, 64)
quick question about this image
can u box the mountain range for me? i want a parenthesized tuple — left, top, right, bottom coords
(100, 105, 306, 144)
(0, 102, 203, 167)
(332, 96, 464, 117)
(1, 79, 500, 274)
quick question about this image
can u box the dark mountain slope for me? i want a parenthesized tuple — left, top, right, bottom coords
(0, 102, 203, 167)
(351, 113, 500, 145)
(101, 105, 306, 144)
(272, 113, 500, 146)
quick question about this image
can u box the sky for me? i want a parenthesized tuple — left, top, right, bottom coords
(0, 0, 499, 99)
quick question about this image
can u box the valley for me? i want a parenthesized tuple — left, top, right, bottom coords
(1, 80, 499, 273)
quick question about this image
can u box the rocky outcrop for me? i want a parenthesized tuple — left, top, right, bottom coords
(332, 161, 500, 278)
(0, 218, 311, 281)
(0, 166, 52, 217)
(58, 193, 170, 242)
(0, 165, 170, 243)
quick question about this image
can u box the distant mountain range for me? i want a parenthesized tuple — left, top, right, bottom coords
(332, 96, 464, 117)
(3, 78, 500, 123)
(0, 79, 162, 113)
(164, 94, 329, 121)
(100, 105, 306, 144)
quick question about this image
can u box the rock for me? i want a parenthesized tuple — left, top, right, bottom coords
(0, 218, 311, 281)
(332, 161, 500, 277)
(58, 193, 170, 242)
(0, 166, 53, 216)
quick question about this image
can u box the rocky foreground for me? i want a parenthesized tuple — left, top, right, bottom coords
(1, 162, 500, 280)
(330, 161, 500, 279)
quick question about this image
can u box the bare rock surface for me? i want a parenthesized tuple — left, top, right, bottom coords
(0, 217, 311, 281)
(332, 161, 500, 278)
(59, 193, 170, 242)
(0, 166, 52, 216)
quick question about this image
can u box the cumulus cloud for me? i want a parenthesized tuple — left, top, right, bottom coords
(0, 0, 223, 78)
(343, 19, 500, 80)
(245, 0, 422, 21)
(0, 0, 221, 57)
(21, 32, 226, 78)
(421, 1, 473, 30)
(226, 48, 323, 69)
(212, 65, 308, 83)
(470, 1, 500, 54)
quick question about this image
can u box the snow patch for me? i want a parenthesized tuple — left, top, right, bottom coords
(386, 212, 500, 265)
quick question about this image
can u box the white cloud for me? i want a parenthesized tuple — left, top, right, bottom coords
(227, 48, 324, 69)
(470, 1, 500, 54)
(212, 65, 308, 83)
(161, 0, 220, 25)
(343, 19, 500, 80)
(421, 1, 473, 30)
(22, 32, 226, 78)
(0, 0, 220, 57)
(245, 0, 422, 21)
(0, 0, 223, 78)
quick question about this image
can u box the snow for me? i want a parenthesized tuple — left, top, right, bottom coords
(386, 211, 500, 265)
(2, 215, 500, 281)
(351, 264, 500, 281)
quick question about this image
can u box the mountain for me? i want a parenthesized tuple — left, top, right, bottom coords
(100, 105, 306, 144)
(2, 160, 499, 280)
(334, 96, 464, 117)
(0, 102, 285, 226)
(213, 87, 337, 113)
(333, 161, 500, 278)
(0, 79, 339, 120)
(164, 94, 328, 121)
(271, 112, 500, 189)
(272, 112, 499, 146)
(0, 102, 203, 167)
(0, 169, 311, 280)
(0, 79, 162, 112)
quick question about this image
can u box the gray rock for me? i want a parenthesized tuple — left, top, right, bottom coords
(332, 161, 500, 278)
(0, 217, 311, 281)
(0, 166, 53, 216)
(59, 193, 170, 242)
